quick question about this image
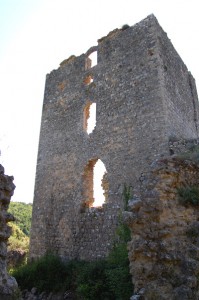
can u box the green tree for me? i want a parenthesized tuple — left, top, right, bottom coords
(8, 223, 29, 252)
(8, 202, 32, 236)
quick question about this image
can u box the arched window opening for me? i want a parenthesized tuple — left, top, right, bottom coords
(83, 159, 108, 208)
(84, 75, 94, 85)
(85, 51, 98, 69)
(93, 159, 107, 207)
(83, 102, 96, 134)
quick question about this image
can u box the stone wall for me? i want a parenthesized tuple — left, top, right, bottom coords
(0, 164, 18, 298)
(125, 153, 199, 300)
(158, 34, 199, 139)
(30, 15, 199, 261)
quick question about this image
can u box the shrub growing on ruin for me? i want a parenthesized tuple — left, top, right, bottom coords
(177, 145, 199, 164)
(12, 185, 133, 298)
(13, 250, 133, 299)
(177, 186, 199, 206)
(12, 218, 133, 299)
(122, 184, 133, 211)
(12, 254, 73, 293)
(121, 24, 130, 30)
(75, 260, 112, 299)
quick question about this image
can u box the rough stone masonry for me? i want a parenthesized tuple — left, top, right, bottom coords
(125, 141, 199, 299)
(0, 164, 18, 299)
(30, 14, 199, 265)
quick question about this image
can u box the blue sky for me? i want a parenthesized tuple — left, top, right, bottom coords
(0, 0, 199, 203)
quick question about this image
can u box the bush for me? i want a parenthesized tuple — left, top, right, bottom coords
(105, 223, 132, 299)
(12, 254, 73, 293)
(12, 186, 133, 298)
(177, 186, 199, 206)
(12, 234, 133, 298)
(74, 253, 132, 300)
(75, 260, 113, 300)
(105, 246, 132, 299)
(105, 266, 132, 300)
(13, 248, 133, 299)
(121, 24, 130, 30)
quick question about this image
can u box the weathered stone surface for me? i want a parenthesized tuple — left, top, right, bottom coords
(30, 13, 199, 266)
(126, 154, 199, 299)
(0, 164, 18, 297)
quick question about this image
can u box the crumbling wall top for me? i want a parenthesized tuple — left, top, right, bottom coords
(49, 14, 161, 77)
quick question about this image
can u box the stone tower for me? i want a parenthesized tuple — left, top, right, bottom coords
(30, 15, 199, 260)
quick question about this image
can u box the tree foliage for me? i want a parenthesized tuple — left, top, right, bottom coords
(8, 223, 29, 252)
(8, 202, 32, 236)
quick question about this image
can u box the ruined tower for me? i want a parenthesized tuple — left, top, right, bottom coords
(30, 15, 199, 260)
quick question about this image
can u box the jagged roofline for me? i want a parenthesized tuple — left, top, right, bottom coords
(59, 14, 159, 68)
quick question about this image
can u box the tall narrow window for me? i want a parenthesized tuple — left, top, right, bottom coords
(93, 159, 107, 207)
(83, 158, 108, 208)
(83, 102, 96, 134)
(85, 51, 97, 69)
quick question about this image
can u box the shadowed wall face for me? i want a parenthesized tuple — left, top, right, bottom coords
(30, 15, 199, 261)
